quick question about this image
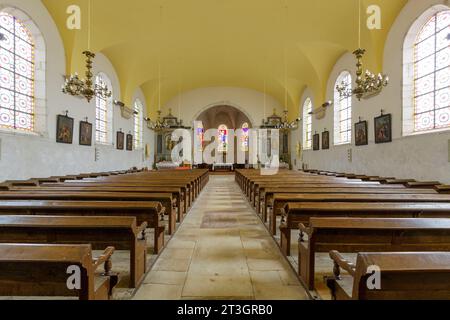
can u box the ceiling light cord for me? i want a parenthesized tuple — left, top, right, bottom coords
(358, 0, 361, 48)
(88, 0, 92, 50)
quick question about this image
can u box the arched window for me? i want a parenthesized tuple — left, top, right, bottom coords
(196, 122, 204, 151)
(0, 11, 35, 131)
(412, 10, 450, 133)
(241, 122, 249, 152)
(133, 98, 144, 149)
(302, 98, 312, 150)
(334, 71, 352, 145)
(95, 73, 113, 144)
(218, 124, 228, 152)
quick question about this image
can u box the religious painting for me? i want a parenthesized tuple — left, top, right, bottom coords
(374, 114, 392, 144)
(117, 131, 125, 150)
(313, 133, 320, 151)
(126, 134, 133, 151)
(355, 120, 368, 146)
(56, 115, 74, 144)
(79, 121, 92, 146)
(165, 133, 175, 151)
(163, 109, 179, 128)
(322, 131, 330, 150)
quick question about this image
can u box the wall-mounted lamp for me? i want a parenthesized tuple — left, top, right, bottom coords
(114, 100, 137, 119)
(308, 101, 333, 120)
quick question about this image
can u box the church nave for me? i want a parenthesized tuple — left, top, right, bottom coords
(134, 176, 308, 300)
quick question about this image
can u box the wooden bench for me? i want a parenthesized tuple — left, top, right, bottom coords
(0, 215, 147, 288)
(436, 185, 450, 194)
(298, 217, 450, 290)
(0, 200, 166, 254)
(270, 192, 450, 236)
(11, 186, 186, 221)
(0, 243, 118, 300)
(280, 202, 450, 256)
(42, 182, 193, 211)
(259, 186, 433, 221)
(406, 181, 441, 189)
(0, 191, 176, 235)
(326, 251, 450, 300)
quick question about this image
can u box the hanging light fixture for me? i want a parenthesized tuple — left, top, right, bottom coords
(146, 6, 169, 132)
(275, 2, 299, 131)
(336, 0, 389, 101)
(61, 0, 112, 102)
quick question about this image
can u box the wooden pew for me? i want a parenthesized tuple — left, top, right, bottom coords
(261, 187, 438, 230)
(11, 186, 186, 221)
(436, 185, 450, 194)
(258, 185, 425, 219)
(406, 181, 441, 189)
(0, 243, 118, 300)
(270, 192, 450, 236)
(0, 200, 166, 254)
(0, 215, 147, 288)
(298, 217, 450, 290)
(280, 202, 450, 256)
(42, 181, 193, 210)
(326, 251, 450, 300)
(0, 191, 176, 235)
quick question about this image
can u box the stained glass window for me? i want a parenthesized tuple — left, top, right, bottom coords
(196, 122, 204, 151)
(334, 71, 352, 145)
(414, 10, 450, 132)
(0, 12, 35, 131)
(302, 98, 312, 150)
(95, 73, 113, 144)
(134, 99, 144, 149)
(241, 122, 249, 152)
(218, 124, 228, 153)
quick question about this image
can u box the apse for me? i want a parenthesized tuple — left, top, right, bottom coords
(196, 105, 253, 130)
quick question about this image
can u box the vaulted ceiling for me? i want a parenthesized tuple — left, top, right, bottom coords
(42, 0, 407, 118)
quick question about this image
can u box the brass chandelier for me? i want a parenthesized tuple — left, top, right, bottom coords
(336, 0, 389, 101)
(145, 110, 169, 132)
(61, 0, 112, 103)
(276, 110, 300, 131)
(62, 51, 112, 102)
(336, 48, 389, 101)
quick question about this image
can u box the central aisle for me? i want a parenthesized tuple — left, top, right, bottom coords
(134, 175, 309, 300)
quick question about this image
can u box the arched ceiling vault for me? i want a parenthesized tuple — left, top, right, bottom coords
(42, 0, 407, 120)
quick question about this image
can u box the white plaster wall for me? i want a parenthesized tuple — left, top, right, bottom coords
(0, 0, 153, 181)
(163, 87, 284, 129)
(293, 0, 450, 183)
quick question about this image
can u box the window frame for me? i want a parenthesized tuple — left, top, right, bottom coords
(94, 72, 113, 145)
(133, 98, 144, 150)
(334, 71, 353, 145)
(302, 98, 313, 150)
(0, 11, 35, 133)
(403, 5, 450, 136)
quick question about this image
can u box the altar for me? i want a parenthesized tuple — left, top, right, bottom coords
(212, 163, 234, 172)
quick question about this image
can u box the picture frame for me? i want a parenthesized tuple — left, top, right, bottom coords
(374, 114, 392, 144)
(126, 134, 133, 151)
(313, 133, 320, 151)
(322, 131, 330, 150)
(116, 131, 125, 150)
(79, 121, 93, 146)
(56, 114, 74, 144)
(355, 120, 368, 146)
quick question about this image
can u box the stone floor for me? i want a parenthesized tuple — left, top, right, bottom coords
(133, 175, 309, 300)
